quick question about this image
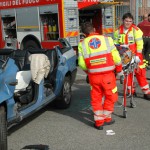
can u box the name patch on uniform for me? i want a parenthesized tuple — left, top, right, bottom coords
(128, 34, 134, 41)
(90, 57, 106, 65)
(89, 38, 101, 49)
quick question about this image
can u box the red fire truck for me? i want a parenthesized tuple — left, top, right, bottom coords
(0, 0, 80, 50)
(78, 1, 121, 37)
(0, 0, 119, 51)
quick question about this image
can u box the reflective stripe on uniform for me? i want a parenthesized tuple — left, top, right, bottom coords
(81, 40, 87, 56)
(78, 52, 82, 57)
(137, 49, 142, 53)
(103, 110, 112, 119)
(94, 110, 104, 121)
(85, 50, 111, 58)
(90, 85, 92, 90)
(139, 84, 150, 94)
(94, 115, 104, 121)
(114, 30, 119, 42)
(105, 37, 110, 49)
(115, 62, 122, 65)
(135, 37, 143, 42)
(133, 28, 135, 40)
(127, 86, 131, 89)
(139, 64, 146, 68)
(94, 110, 103, 115)
(142, 89, 150, 94)
(88, 65, 115, 73)
(104, 37, 116, 51)
(110, 45, 116, 51)
(112, 86, 117, 93)
(141, 84, 149, 90)
(81, 40, 111, 58)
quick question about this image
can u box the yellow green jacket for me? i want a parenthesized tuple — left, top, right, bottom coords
(114, 24, 144, 67)
(78, 34, 122, 74)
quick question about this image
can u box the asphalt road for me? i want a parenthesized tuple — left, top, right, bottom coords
(8, 67, 150, 150)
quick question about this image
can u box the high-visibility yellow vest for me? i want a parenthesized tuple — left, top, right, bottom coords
(114, 24, 143, 54)
(78, 34, 122, 74)
(114, 24, 144, 67)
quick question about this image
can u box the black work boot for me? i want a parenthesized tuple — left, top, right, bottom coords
(104, 118, 115, 126)
(144, 94, 150, 100)
(94, 124, 103, 130)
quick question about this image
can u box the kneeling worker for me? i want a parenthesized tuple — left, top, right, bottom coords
(78, 22, 123, 130)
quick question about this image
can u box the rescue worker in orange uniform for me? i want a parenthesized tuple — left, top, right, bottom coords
(78, 22, 123, 130)
(114, 13, 150, 100)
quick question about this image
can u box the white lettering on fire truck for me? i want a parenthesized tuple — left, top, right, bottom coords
(22, 0, 40, 4)
(0, 0, 40, 7)
(77, 0, 113, 2)
(0, 1, 11, 7)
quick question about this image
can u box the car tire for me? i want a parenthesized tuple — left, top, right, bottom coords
(0, 106, 7, 150)
(54, 76, 72, 109)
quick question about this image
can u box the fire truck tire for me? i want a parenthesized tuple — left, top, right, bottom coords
(0, 106, 7, 150)
(24, 40, 40, 50)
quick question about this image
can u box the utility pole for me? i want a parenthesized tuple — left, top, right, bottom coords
(130, 0, 132, 13)
(135, 0, 139, 25)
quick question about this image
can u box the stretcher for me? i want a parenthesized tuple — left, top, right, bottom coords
(115, 45, 139, 118)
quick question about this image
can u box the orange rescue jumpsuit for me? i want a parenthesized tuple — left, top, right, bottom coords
(78, 33, 122, 127)
(114, 24, 150, 95)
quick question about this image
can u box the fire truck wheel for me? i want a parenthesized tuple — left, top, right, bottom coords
(0, 106, 7, 150)
(24, 40, 40, 50)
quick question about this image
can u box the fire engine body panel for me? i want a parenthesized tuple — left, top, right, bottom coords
(78, 1, 120, 37)
(0, 0, 80, 49)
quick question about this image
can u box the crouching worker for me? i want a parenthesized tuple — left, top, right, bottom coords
(78, 22, 123, 130)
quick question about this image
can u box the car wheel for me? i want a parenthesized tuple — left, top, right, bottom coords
(54, 76, 72, 109)
(0, 106, 7, 150)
